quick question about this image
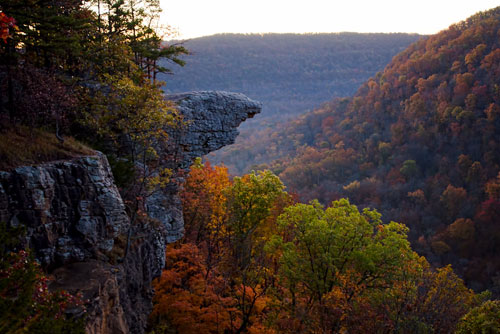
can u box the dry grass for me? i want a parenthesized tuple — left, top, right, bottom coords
(0, 126, 95, 171)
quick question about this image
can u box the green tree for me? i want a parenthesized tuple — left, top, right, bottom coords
(0, 0, 92, 70)
(0, 0, 92, 126)
(400, 159, 419, 180)
(268, 198, 414, 331)
(456, 300, 500, 334)
(223, 170, 289, 333)
(91, 0, 187, 81)
(224, 170, 287, 270)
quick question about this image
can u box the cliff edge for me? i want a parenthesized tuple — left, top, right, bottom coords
(0, 91, 261, 334)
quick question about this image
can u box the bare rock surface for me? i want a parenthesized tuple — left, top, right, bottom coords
(166, 91, 261, 169)
(0, 153, 128, 268)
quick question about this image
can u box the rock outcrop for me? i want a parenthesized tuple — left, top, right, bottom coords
(145, 91, 261, 244)
(166, 91, 261, 169)
(0, 91, 261, 334)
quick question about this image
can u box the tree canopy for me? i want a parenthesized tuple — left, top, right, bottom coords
(150, 163, 489, 334)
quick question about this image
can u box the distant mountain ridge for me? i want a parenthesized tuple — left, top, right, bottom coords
(249, 7, 500, 293)
(160, 33, 421, 119)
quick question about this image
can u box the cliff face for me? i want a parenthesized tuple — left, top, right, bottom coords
(145, 91, 262, 245)
(0, 153, 129, 269)
(0, 91, 261, 334)
(0, 153, 133, 333)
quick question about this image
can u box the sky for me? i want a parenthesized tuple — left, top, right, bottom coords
(159, 0, 500, 39)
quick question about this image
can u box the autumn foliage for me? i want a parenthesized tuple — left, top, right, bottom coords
(0, 12, 16, 43)
(149, 243, 237, 334)
(150, 162, 291, 333)
(149, 163, 491, 333)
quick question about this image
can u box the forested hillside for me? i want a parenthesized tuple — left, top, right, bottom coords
(243, 7, 500, 294)
(147, 9, 500, 333)
(3, 1, 500, 333)
(157, 33, 421, 173)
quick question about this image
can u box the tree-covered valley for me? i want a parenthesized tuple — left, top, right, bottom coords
(0, 1, 500, 334)
(159, 32, 421, 120)
(147, 6, 500, 334)
(157, 33, 421, 174)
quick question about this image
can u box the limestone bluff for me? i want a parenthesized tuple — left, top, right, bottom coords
(0, 91, 261, 334)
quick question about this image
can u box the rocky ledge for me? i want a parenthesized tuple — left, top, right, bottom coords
(145, 91, 261, 244)
(166, 91, 261, 169)
(0, 91, 261, 334)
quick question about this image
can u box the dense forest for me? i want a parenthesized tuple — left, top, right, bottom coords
(157, 33, 421, 174)
(160, 33, 421, 119)
(148, 160, 495, 333)
(216, 7, 500, 296)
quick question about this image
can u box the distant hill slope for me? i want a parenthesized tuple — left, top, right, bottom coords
(252, 7, 500, 293)
(158, 33, 422, 172)
(160, 33, 421, 119)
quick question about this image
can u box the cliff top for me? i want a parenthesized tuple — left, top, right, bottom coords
(0, 127, 94, 171)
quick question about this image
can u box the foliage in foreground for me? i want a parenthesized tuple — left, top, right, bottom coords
(0, 2, 190, 332)
(456, 300, 500, 334)
(149, 163, 495, 334)
(0, 0, 187, 172)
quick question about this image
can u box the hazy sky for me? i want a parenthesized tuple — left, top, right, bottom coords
(159, 0, 499, 39)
